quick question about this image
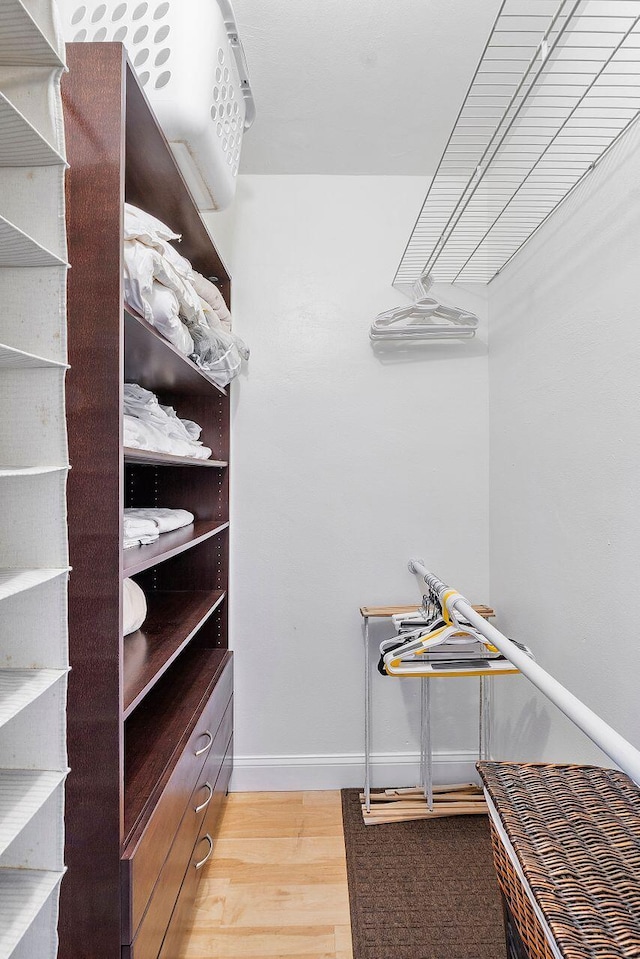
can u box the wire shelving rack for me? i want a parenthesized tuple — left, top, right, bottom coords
(394, 0, 640, 285)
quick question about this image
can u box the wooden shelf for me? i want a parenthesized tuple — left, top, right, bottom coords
(122, 520, 229, 577)
(123, 590, 226, 718)
(124, 309, 226, 398)
(124, 448, 227, 468)
(124, 648, 231, 840)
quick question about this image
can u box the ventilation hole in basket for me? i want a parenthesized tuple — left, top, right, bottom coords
(226, 103, 232, 116)
(94, 26, 108, 40)
(91, 4, 107, 22)
(133, 25, 148, 42)
(133, 2, 148, 19)
(155, 24, 170, 42)
(229, 135, 235, 150)
(112, 3, 127, 20)
(223, 67, 230, 82)
(227, 154, 233, 165)
(155, 71, 171, 89)
(215, 67, 222, 83)
(155, 46, 170, 66)
(221, 86, 227, 100)
(134, 48, 149, 66)
(216, 104, 224, 119)
(222, 138, 228, 151)
(154, 1, 170, 18)
(224, 119, 231, 133)
(233, 102, 239, 115)
(213, 87, 219, 102)
(71, 6, 86, 24)
(139, 71, 150, 86)
(210, 105, 217, 121)
(114, 25, 128, 40)
(216, 122, 223, 137)
(217, 47, 225, 64)
(73, 28, 88, 40)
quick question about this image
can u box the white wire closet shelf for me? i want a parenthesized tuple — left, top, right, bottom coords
(395, 0, 640, 285)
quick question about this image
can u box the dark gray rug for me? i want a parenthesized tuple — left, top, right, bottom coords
(341, 789, 506, 959)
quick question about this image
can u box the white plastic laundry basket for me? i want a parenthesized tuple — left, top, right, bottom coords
(59, 0, 255, 210)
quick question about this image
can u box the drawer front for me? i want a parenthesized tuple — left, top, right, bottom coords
(122, 658, 233, 943)
(158, 738, 233, 959)
(126, 704, 233, 959)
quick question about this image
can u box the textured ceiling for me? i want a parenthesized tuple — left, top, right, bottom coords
(233, 0, 503, 175)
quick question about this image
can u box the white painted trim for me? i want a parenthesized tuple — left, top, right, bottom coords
(229, 749, 480, 792)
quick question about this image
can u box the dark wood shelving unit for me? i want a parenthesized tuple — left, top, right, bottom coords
(123, 589, 226, 717)
(61, 43, 234, 959)
(124, 448, 228, 468)
(124, 647, 231, 839)
(123, 520, 229, 577)
(124, 309, 227, 398)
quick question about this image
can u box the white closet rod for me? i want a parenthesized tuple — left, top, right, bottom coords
(408, 559, 640, 786)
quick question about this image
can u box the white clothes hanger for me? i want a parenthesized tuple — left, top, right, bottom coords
(370, 274, 479, 342)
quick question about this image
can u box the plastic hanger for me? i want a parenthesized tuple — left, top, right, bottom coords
(370, 274, 479, 342)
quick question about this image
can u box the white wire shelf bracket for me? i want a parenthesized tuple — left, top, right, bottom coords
(395, 0, 640, 285)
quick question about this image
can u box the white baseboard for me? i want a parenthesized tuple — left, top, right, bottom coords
(229, 750, 480, 791)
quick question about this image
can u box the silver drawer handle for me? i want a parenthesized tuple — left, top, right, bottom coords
(194, 730, 213, 757)
(194, 833, 213, 870)
(194, 781, 213, 813)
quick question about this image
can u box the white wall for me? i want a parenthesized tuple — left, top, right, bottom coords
(489, 123, 640, 767)
(206, 176, 490, 789)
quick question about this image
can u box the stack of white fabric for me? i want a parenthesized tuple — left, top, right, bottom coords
(123, 204, 249, 387)
(123, 507, 195, 549)
(123, 384, 213, 460)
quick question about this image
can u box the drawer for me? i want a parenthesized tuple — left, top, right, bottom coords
(122, 658, 233, 943)
(158, 738, 233, 959)
(124, 704, 233, 959)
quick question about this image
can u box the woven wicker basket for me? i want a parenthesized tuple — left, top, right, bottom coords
(478, 762, 640, 959)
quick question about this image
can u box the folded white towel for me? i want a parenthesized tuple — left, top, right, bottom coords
(124, 508, 194, 534)
(123, 515, 159, 549)
(123, 578, 147, 635)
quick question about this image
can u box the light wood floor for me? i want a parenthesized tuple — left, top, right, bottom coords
(179, 791, 354, 959)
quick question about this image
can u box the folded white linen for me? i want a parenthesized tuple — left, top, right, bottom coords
(159, 404, 202, 442)
(124, 249, 194, 355)
(123, 578, 147, 635)
(123, 515, 159, 549)
(124, 508, 194, 534)
(124, 385, 213, 460)
(124, 238, 204, 330)
(124, 203, 181, 246)
(123, 204, 249, 386)
(190, 271, 232, 331)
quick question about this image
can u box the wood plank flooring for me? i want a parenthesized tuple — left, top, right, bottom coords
(179, 791, 354, 959)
